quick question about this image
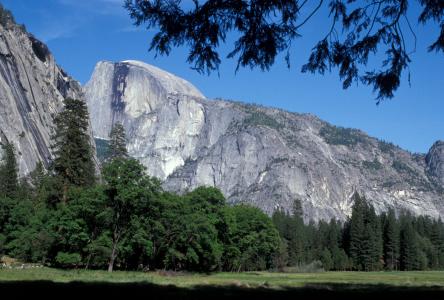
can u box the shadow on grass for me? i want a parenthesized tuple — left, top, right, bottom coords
(1, 281, 443, 299)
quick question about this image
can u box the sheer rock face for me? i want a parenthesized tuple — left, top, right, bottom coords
(85, 60, 444, 222)
(0, 19, 95, 175)
(426, 141, 444, 186)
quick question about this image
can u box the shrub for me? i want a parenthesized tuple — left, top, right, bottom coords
(55, 252, 82, 268)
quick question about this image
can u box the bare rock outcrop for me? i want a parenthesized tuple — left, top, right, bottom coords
(84, 60, 444, 222)
(0, 8, 95, 175)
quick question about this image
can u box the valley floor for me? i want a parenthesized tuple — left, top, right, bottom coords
(1, 268, 444, 287)
(1, 268, 444, 299)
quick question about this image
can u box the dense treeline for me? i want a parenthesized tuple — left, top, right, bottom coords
(272, 193, 444, 271)
(1, 98, 444, 272)
(0, 99, 279, 272)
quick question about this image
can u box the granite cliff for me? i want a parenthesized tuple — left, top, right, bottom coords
(0, 6, 96, 175)
(84, 60, 444, 222)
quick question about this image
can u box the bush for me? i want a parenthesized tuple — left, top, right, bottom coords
(55, 252, 82, 268)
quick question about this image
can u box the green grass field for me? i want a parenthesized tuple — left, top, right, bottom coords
(2, 268, 444, 299)
(1, 268, 444, 288)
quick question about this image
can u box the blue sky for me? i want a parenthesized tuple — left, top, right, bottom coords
(2, 0, 443, 153)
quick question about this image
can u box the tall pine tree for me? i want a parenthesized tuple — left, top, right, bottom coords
(383, 209, 400, 270)
(51, 98, 96, 201)
(348, 192, 383, 271)
(349, 192, 366, 270)
(108, 122, 128, 160)
(367, 205, 383, 270)
(400, 218, 420, 271)
(430, 219, 444, 269)
(0, 142, 18, 198)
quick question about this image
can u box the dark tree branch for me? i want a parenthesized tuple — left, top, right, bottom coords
(295, 0, 324, 30)
(124, 0, 443, 102)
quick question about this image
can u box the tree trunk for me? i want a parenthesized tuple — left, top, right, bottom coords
(108, 243, 117, 272)
(108, 230, 120, 272)
(85, 254, 91, 270)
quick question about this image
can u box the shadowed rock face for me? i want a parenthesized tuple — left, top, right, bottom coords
(426, 141, 444, 186)
(0, 18, 95, 175)
(85, 61, 444, 222)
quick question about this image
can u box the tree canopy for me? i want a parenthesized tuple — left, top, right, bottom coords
(124, 0, 443, 103)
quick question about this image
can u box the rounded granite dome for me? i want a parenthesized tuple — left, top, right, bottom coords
(83, 60, 205, 139)
(120, 60, 204, 98)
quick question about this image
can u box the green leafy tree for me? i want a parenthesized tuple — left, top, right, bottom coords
(55, 252, 82, 268)
(4, 197, 56, 263)
(52, 186, 109, 269)
(157, 187, 227, 272)
(52, 98, 96, 201)
(161, 203, 223, 271)
(227, 205, 280, 271)
(102, 157, 161, 272)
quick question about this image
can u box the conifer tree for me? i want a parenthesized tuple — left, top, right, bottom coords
(108, 122, 128, 160)
(400, 220, 420, 271)
(367, 205, 383, 271)
(320, 248, 333, 271)
(430, 219, 444, 269)
(30, 161, 45, 188)
(383, 209, 400, 270)
(288, 199, 305, 265)
(349, 192, 366, 270)
(0, 142, 18, 198)
(52, 98, 96, 200)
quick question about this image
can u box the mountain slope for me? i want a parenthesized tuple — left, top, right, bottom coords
(0, 6, 95, 175)
(84, 60, 444, 221)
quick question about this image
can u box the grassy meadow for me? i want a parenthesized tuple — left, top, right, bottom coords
(2, 268, 444, 299)
(1, 268, 444, 288)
